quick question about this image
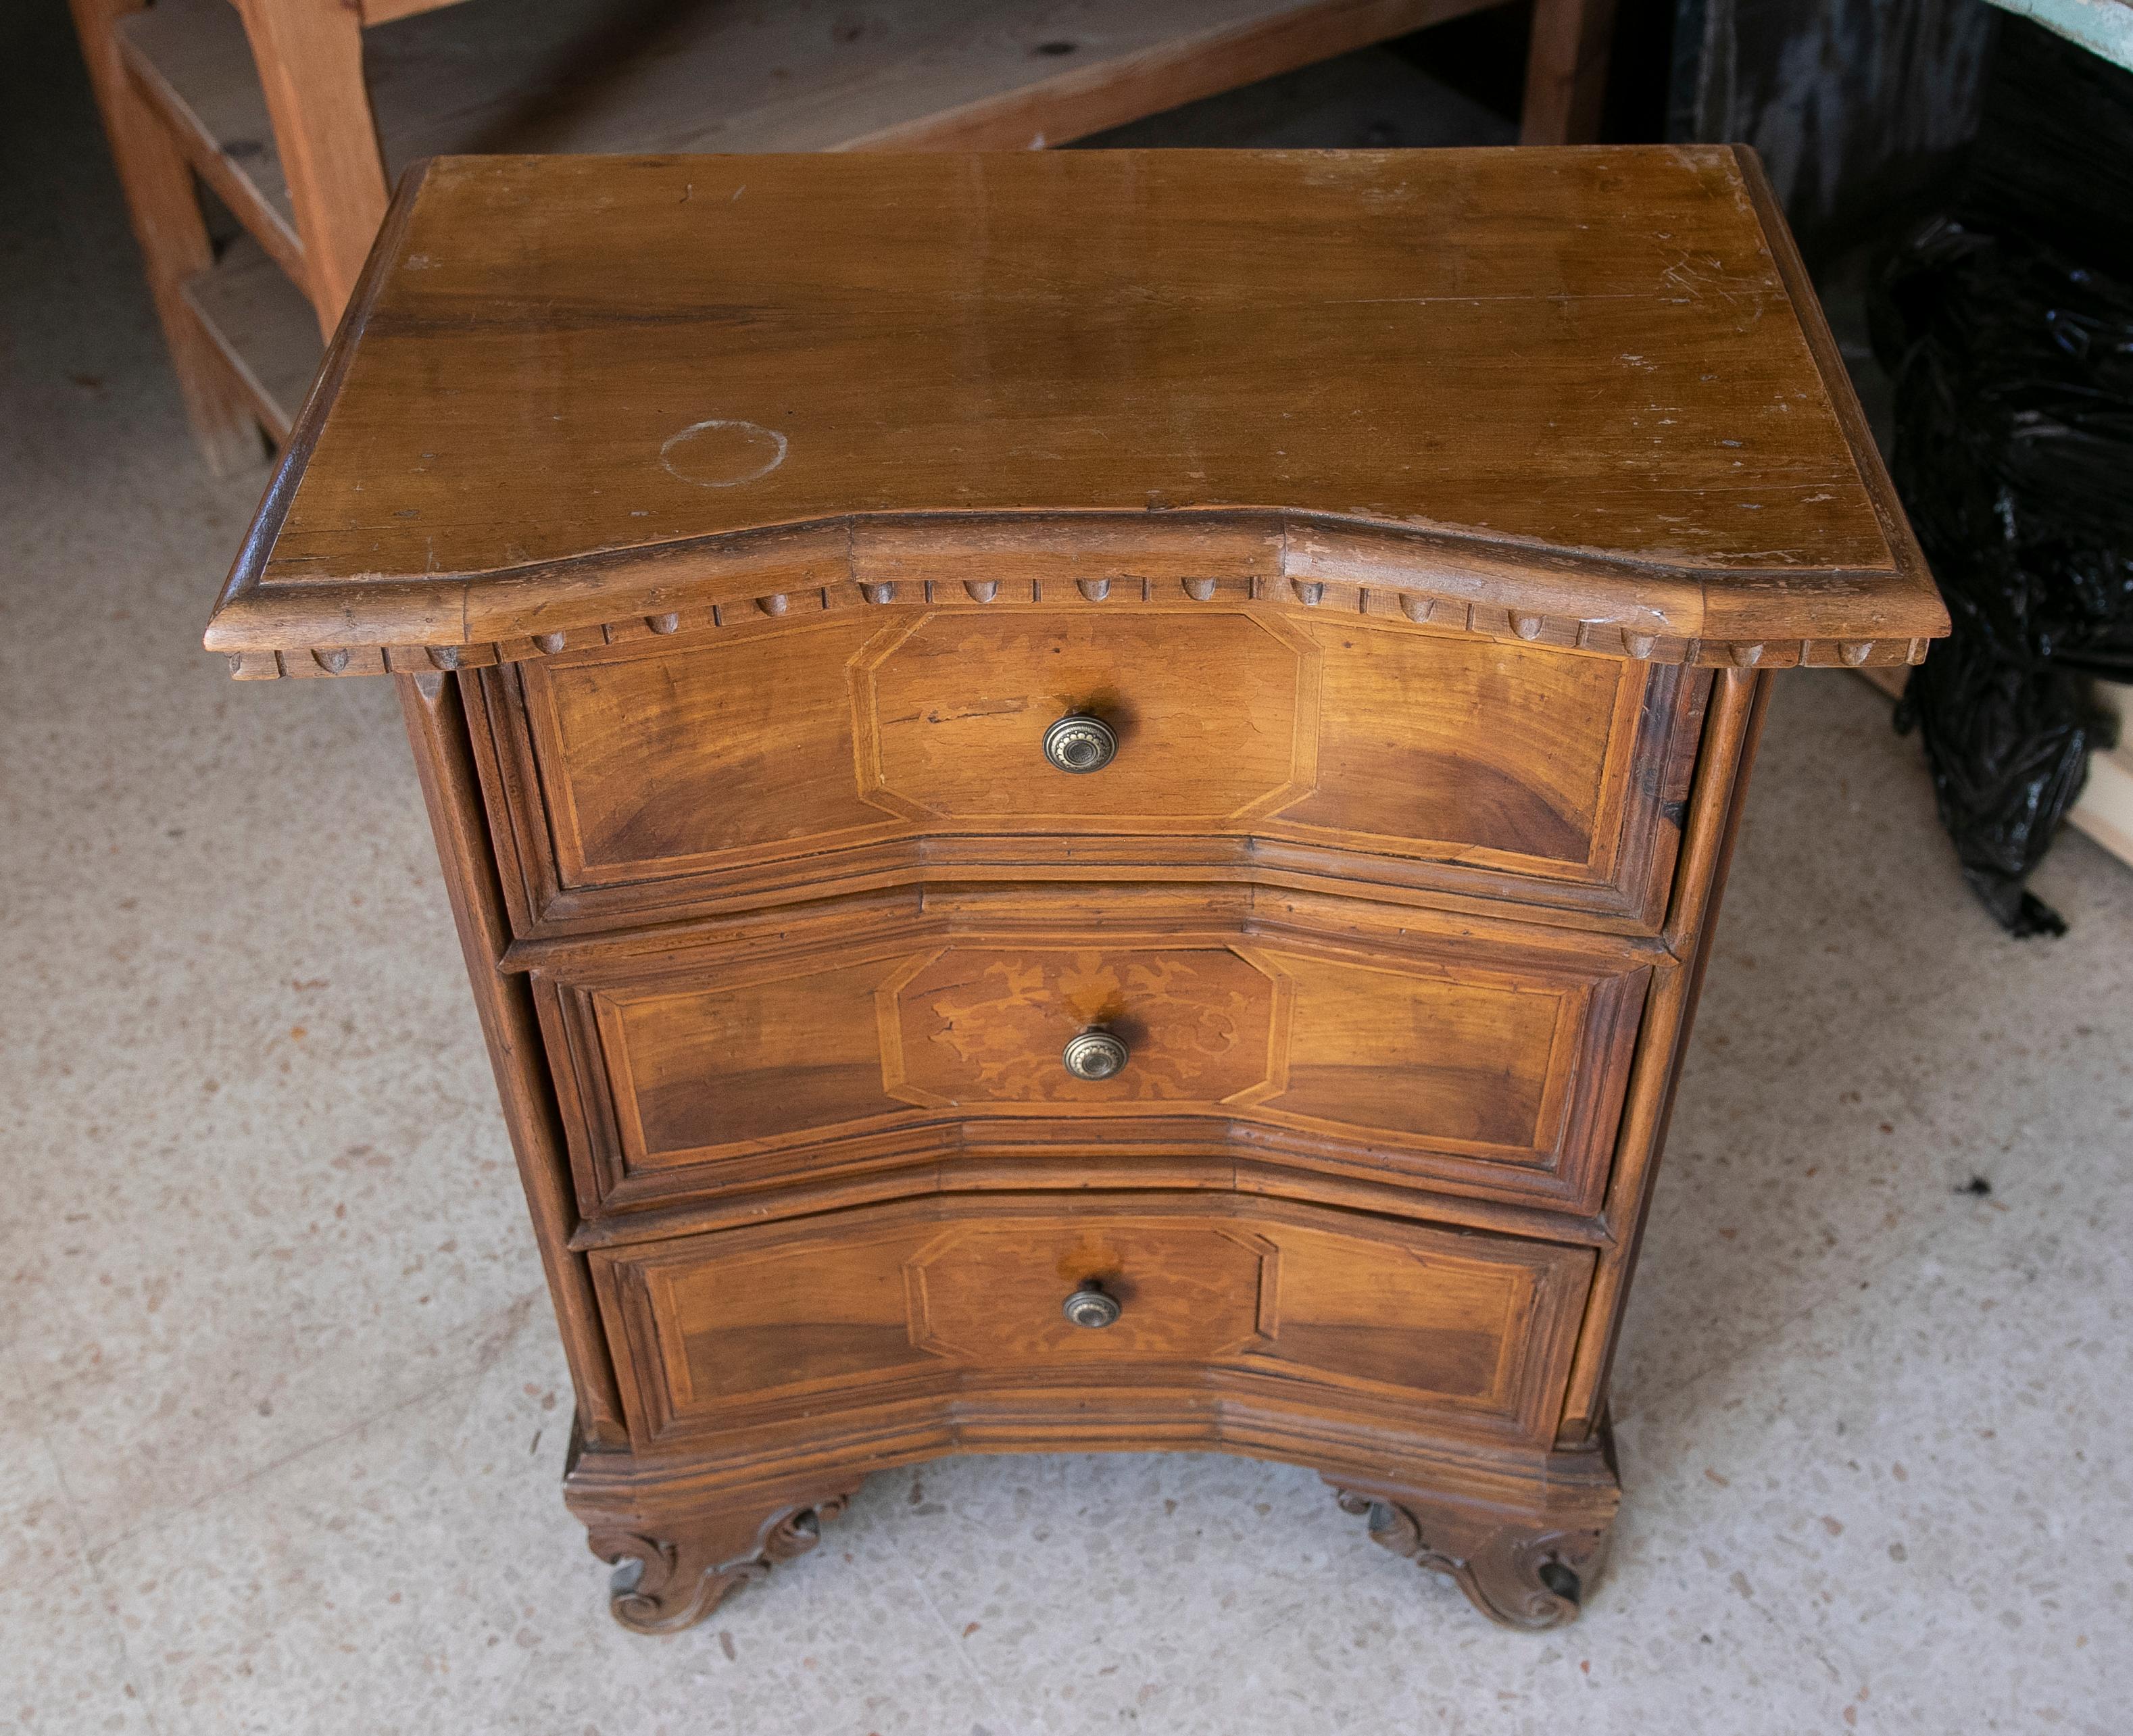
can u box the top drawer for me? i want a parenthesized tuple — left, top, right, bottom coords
(472, 602, 1707, 937)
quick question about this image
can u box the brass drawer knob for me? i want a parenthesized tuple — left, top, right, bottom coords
(1043, 714, 1117, 774)
(1062, 1027, 1129, 1081)
(1062, 1282, 1122, 1330)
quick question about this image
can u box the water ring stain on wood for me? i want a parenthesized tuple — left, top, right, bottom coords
(660, 419, 787, 487)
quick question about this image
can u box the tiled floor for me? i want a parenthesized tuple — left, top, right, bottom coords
(5, 9, 2130, 1733)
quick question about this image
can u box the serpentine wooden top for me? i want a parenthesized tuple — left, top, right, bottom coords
(206, 147, 1946, 678)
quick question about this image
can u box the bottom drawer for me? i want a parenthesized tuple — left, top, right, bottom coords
(592, 1196, 1593, 1452)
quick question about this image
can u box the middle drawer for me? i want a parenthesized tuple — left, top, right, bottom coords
(533, 915, 1650, 1222)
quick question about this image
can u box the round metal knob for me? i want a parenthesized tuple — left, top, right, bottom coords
(1062, 1028, 1129, 1081)
(1043, 714, 1117, 774)
(1062, 1283, 1122, 1330)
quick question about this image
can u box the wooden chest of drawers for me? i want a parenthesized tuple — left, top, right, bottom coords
(205, 148, 1946, 1631)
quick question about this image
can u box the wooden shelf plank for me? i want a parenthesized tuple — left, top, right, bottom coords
(368, 0, 1490, 156)
(180, 234, 324, 444)
(1081, 42, 1514, 147)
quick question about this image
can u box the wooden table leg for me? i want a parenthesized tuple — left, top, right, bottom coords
(68, 0, 264, 474)
(1521, 0, 1620, 145)
(233, 0, 389, 333)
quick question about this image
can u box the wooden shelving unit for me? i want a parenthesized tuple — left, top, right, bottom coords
(72, 0, 1623, 469)
(177, 234, 318, 441)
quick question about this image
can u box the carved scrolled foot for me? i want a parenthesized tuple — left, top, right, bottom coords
(1333, 1488, 1610, 1631)
(587, 1487, 858, 1635)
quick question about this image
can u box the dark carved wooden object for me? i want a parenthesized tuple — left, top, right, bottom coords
(586, 1487, 862, 1635)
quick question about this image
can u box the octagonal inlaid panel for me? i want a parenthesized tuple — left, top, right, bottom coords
(881, 944, 1283, 1108)
(907, 1218, 1275, 1364)
(852, 610, 1318, 827)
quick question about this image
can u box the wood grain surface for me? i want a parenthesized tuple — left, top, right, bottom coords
(205, 148, 1948, 676)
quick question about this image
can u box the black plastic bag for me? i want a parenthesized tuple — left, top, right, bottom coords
(1867, 22, 2133, 935)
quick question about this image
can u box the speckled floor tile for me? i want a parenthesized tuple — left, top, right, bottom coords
(0, 1348, 159, 1733)
(1611, 674, 2133, 1422)
(5, 7, 2132, 1733)
(1611, 1182, 2133, 1735)
(878, 1446, 1871, 1735)
(0, 634, 553, 1537)
(89, 1315, 1008, 1736)
(0, 38, 544, 1535)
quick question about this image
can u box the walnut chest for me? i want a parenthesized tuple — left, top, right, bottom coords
(205, 148, 1947, 1631)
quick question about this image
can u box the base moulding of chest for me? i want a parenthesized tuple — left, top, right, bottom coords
(563, 1408, 1621, 1634)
